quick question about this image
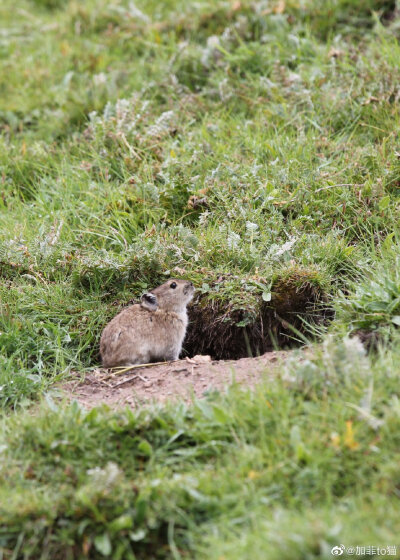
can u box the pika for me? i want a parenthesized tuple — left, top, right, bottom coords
(100, 279, 195, 367)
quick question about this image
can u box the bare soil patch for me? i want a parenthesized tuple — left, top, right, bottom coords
(61, 351, 290, 410)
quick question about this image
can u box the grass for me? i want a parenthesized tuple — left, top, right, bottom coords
(1, 0, 400, 557)
(1, 340, 400, 558)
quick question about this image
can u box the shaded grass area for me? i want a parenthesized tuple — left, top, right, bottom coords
(1, 339, 400, 559)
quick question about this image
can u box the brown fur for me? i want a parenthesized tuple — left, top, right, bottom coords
(100, 279, 195, 367)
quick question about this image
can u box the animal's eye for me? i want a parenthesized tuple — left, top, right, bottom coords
(170, 282, 177, 289)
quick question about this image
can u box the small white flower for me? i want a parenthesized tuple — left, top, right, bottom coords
(87, 462, 121, 487)
(207, 35, 220, 49)
(343, 335, 366, 357)
(127, 1, 150, 22)
(198, 210, 211, 226)
(227, 231, 241, 249)
(103, 101, 113, 121)
(146, 111, 175, 137)
(246, 221, 259, 233)
(93, 73, 107, 86)
(268, 237, 297, 258)
(218, 78, 233, 102)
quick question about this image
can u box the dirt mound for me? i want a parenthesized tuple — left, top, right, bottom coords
(61, 351, 290, 410)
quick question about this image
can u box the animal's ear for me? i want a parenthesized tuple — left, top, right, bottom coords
(141, 293, 158, 311)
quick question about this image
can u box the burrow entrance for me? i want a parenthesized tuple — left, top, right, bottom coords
(184, 272, 330, 360)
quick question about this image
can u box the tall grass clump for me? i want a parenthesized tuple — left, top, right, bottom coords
(335, 241, 400, 339)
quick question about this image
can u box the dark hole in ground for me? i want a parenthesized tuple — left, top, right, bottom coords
(184, 276, 330, 360)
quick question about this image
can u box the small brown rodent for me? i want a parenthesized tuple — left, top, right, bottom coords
(100, 279, 195, 367)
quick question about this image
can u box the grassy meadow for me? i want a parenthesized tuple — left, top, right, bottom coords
(1, 0, 400, 557)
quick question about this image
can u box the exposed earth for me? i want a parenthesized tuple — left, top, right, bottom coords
(61, 351, 291, 410)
